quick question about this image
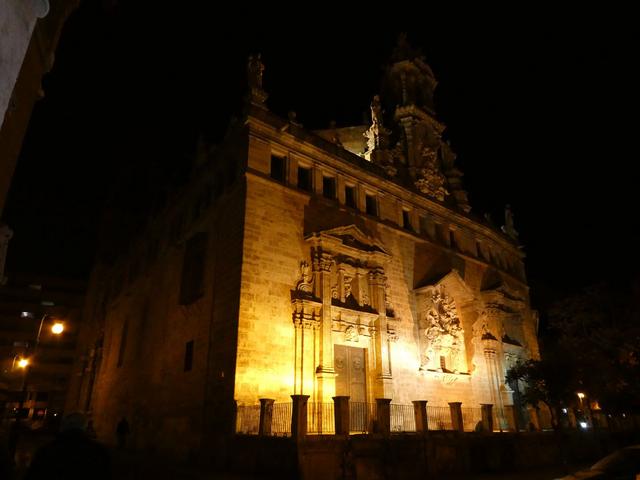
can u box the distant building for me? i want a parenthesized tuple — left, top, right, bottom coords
(70, 40, 539, 455)
(0, 273, 84, 423)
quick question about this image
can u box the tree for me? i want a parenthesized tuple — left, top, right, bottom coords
(547, 279, 640, 413)
(506, 348, 577, 429)
(510, 276, 640, 421)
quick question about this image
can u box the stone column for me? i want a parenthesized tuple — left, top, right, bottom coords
(413, 400, 429, 433)
(370, 270, 392, 396)
(291, 394, 309, 439)
(258, 398, 275, 436)
(333, 396, 350, 435)
(480, 404, 494, 433)
(315, 251, 334, 402)
(448, 402, 464, 432)
(375, 398, 392, 435)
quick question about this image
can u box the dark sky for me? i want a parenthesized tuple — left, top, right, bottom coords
(3, 3, 638, 309)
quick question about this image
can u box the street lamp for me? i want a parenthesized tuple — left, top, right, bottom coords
(51, 322, 64, 335)
(15, 314, 64, 421)
(7, 314, 65, 458)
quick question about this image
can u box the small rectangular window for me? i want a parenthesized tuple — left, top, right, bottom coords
(297, 166, 312, 191)
(270, 155, 285, 182)
(117, 320, 129, 368)
(179, 232, 208, 305)
(402, 210, 411, 230)
(419, 215, 428, 236)
(365, 194, 378, 217)
(184, 340, 194, 372)
(322, 176, 336, 199)
(345, 185, 356, 208)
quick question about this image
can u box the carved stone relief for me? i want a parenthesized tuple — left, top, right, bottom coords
(296, 260, 314, 294)
(414, 146, 448, 201)
(419, 285, 467, 373)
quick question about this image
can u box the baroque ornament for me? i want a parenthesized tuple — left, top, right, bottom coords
(296, 261, 313, 293)
(420, 285, 466, 373)
(414, 146, 448, 201)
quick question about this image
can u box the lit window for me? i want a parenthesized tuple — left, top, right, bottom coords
(21, 312, 34, 319)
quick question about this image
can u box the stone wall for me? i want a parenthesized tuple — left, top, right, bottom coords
(223, 430, 640, 480)
(86, 172, 247, 456)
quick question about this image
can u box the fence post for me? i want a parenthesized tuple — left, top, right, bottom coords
(413, 400, 429, 433)
(333, 396, 350, 435)
(448, 402, 464, 432)
(480, 404, 494, 432)
(376, 398, 392, 435)
(258, 398, 275, 436)
(291, 394, 309, 439)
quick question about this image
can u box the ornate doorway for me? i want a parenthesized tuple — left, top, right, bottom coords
(334, 345, 366, 401)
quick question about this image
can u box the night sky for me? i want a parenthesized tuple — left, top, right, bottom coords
(3, 3, 637, 311)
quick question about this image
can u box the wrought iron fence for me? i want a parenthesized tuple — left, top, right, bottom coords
(461, 407, 483, 432)
(350, 402, 376, 433)
(307, 402, 335, 435)
(236, 404, 260, 434)
(271, 402, 292, 436)
(492, 406, 517, 432)
(427, 406, 453, 430)
(390, 404, 416, 432)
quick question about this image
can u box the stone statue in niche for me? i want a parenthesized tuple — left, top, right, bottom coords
(361, 291, 370, 306)
(343, 276, 353, 299)
(296, 261, 314, 293)
(420, 285, 466, 373)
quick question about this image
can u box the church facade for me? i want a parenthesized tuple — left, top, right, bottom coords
(68, 40, 539, 454)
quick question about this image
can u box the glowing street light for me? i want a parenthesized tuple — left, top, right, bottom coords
(17, 358, 29, 368)
(51, 322, 64, 335)
(577, 392, 585, 400)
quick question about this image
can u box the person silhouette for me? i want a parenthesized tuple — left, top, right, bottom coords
(116, 417, 130, 449)
(24, 412, 110, 480)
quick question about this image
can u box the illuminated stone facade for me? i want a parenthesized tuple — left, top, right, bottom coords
(70, 40, 539, 453)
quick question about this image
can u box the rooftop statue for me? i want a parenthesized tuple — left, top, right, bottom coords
(501, 204, 519, 240)
(247, 54, 264, 90)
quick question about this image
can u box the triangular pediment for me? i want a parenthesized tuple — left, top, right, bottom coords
(305, 224, 390, 257)
(481, 281, 527, 311)
(414, 269, 476, 305)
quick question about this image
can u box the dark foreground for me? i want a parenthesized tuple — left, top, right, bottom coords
(0, 427, 625, 480)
